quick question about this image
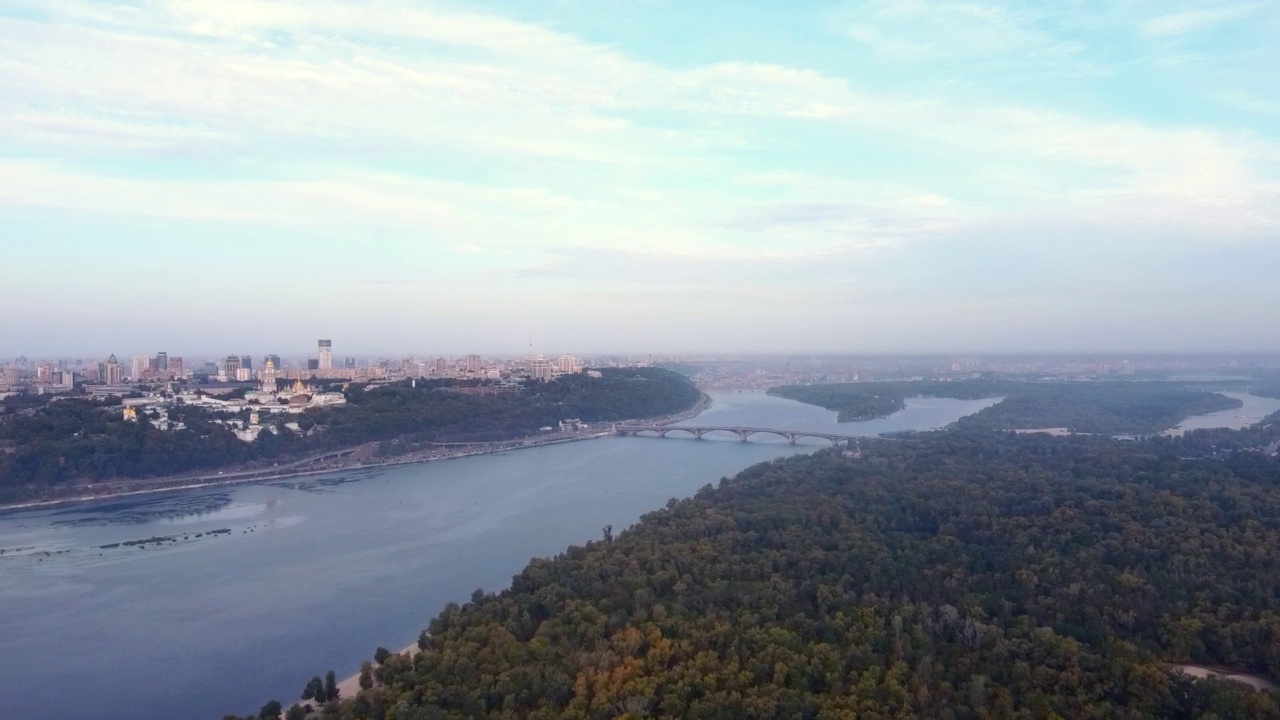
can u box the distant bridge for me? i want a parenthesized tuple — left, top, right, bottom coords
(616, 425, 860, 445)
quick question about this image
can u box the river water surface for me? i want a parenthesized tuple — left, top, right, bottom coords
(1162, 392, 1280, 436)
(0, 392, 995, 720)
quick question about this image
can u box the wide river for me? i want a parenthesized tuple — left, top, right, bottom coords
(0, 391, 1000, 720)
(4, 390, 1274, 719)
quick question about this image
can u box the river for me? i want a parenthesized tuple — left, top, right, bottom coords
(0, 391, 997, 720)
(1162, 392, 1280, 436)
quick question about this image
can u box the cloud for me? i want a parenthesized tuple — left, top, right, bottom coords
(1, 0, 1278, 326)
(1142, 3, 1263, 37)
(832, 0, 1096, 75)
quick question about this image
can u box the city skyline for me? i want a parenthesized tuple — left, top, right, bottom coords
(4, 1, 1280, 355)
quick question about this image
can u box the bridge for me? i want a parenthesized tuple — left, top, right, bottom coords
(615, 424, 860, 445)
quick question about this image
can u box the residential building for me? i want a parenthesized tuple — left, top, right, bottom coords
(105, 354, 125, 385)
(531, 357, 554, 382)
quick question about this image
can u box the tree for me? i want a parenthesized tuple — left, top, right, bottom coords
(359, 661, 374, 691)
(285, 704, 307, 720)
(417, 630, 429, 651)
(324, 670, 339, 702)
(257, 700, 282, 720)
(374, 647, 391, 665)
(602, 524, 614, 543)
(302, 676, 322, 702)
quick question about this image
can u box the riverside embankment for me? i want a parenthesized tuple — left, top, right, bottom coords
(0, 394, 715, 514)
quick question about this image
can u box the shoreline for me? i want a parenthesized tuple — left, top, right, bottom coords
(331, 642, 420, 703)
(0, 393, 712, 515)
(290, 393, 712, 707)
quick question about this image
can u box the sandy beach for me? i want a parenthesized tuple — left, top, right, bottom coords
(332, 642, 420, 702)
(1170, 663, 1277, 691)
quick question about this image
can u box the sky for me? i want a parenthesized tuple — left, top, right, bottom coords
(2, 0, 1278, 357)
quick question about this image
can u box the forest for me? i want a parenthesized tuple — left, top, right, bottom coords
(770, 379, 1243, 434)
(230, 417, 1280, 720)
(0, 368, 701, 503)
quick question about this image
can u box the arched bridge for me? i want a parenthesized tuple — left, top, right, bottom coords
(616, 425, 860, 445)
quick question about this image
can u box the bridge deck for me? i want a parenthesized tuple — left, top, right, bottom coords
(616, 425, 862, 444)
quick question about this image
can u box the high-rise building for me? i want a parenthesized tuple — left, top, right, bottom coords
(155, 352, 168, 374)
(307, 358, 320, 371)
(556, 355, 579, 373)
(344, 357, 357, 369)
(3, 366, 20, 387)
(531, 357, 554, 382)
(318, 340, 333, 370)
(132, 356, 149, 380)
(223, 355, 242, 377)
(434, 357, 447, 374)
(240, 355, 253, 372)
(235, 367, 251, 382)
(36, 364, 53, 383)
(465, 354, 482, 372)
(105, 354, 125, 385)
(168, 357, 184, 379)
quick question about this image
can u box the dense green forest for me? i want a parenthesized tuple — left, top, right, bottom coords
(0, 368, 700, 502)
(231, 420, 1280, 720)
(770, 379, 1243, 434)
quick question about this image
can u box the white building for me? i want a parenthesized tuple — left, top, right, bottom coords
(260, 358, 278, 393)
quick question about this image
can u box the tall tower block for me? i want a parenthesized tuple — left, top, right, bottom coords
(318, 339, 333, 370)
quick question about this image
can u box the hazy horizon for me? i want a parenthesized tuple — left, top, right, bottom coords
(4, 1, 1278, 355)
(7, 345, 1280, 363)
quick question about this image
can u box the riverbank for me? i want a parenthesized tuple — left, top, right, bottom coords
(331, 642, 419, 703)
(0, 393, 713, 515)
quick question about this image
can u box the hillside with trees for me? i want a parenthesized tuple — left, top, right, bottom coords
(232, 421, 1280, 720)
(0, 368, 701, 503)
(770, 379, 1242, 434)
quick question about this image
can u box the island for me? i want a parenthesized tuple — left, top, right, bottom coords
(769, 378, 1244, 435)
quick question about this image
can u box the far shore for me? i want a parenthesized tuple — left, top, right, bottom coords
(0, 433, 608, 515)
(0, 394, 712, 515)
